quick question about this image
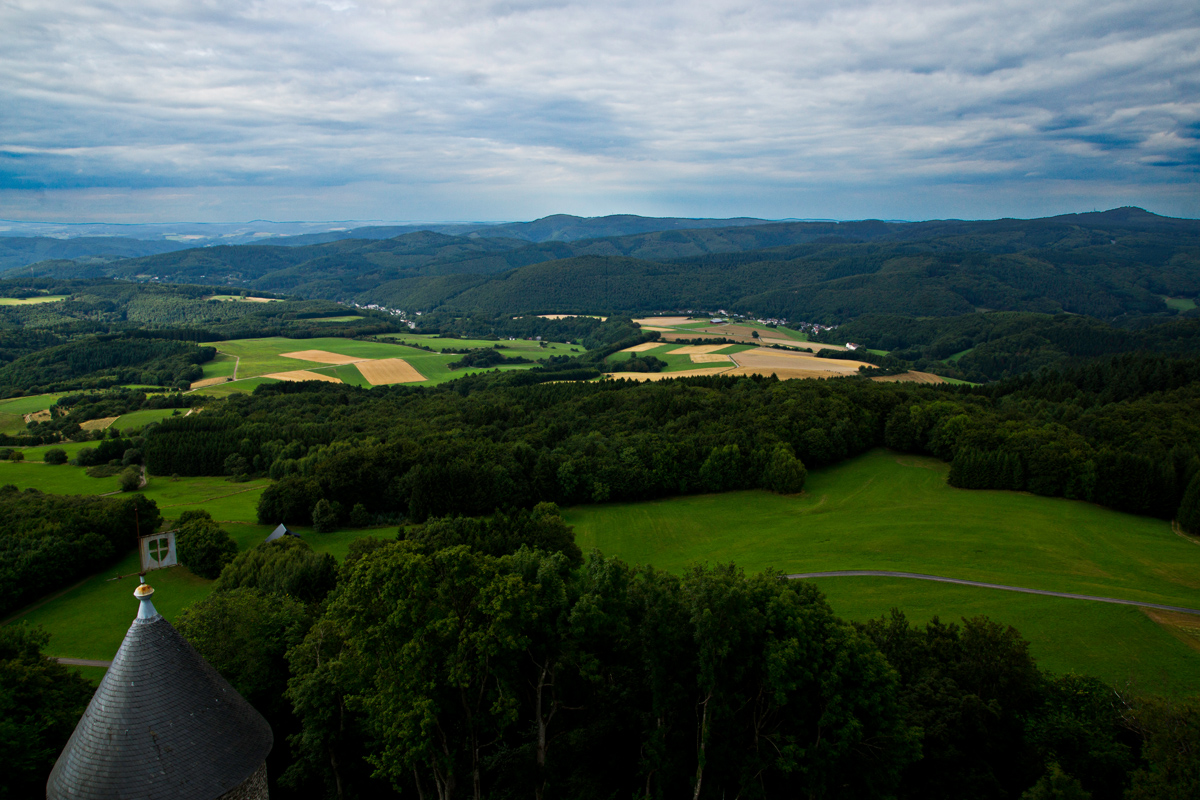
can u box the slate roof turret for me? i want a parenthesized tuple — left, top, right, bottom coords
(46, 579, 273, 800)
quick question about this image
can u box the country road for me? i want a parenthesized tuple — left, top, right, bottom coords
(786, 571, 1200, 616)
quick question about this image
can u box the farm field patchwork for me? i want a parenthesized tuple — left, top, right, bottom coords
(193, 335, 583, 394)
(565, 448, 1200, 694)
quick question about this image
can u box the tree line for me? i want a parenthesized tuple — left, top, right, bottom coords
(0, 487, 160, 617)
(139, 353, 1200, 534)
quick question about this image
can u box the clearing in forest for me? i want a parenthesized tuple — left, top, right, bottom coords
(355, 358, 426, 385)
(280, 350, 367, 365)
(263, 370, 342, 383)
(79, 417, 118, 431)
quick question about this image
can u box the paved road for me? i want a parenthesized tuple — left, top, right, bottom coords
(785, 571, 1200, 616)
(56, 658, 113, 667)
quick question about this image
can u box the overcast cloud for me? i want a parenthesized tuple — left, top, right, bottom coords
(1, 0, 1197, 221)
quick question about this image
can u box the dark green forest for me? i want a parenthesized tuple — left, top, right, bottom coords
(14, 209, 1200, 324)
(0, 489, 159, 617)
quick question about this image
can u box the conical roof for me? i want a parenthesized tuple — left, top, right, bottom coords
(46, 584, 273, 800)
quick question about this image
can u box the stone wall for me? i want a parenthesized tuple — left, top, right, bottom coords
(217, 762, 268, 800)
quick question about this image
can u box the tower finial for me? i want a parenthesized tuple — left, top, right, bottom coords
(134, 576, 159, 620)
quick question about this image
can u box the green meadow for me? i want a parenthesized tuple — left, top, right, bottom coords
(199, 352, 238, 380)
(0, 460, 122, 493)
(113, 407, 187, 431)
(0, 393, 68, 415)
(1160, 295, 1197, 312)
(566, 449, 1200, 694)
(0, 295, 67, 305)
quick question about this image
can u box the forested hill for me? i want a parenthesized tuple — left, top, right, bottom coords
(13, 208, 1200, 323)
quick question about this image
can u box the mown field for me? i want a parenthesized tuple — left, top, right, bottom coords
(566, 449, 1200, 694)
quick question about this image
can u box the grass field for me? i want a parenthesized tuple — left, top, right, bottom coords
(142, 475, 272, 523)
(113, 407, 187, 431)
(0, 460, 122, 493)
(17, 441, 99, 460)
(565, 449, 1200, 694)
(0, 295, 67, 305)
(200, 352, 238, 380)
(0, 412, 25, 435)
(1160, 296, 1197, 312)
(0, 393, 68, 415)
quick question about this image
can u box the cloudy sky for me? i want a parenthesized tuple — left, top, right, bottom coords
(2, 0, 1197, 223)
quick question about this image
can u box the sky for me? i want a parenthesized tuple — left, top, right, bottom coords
(2, 0, 1198, 223)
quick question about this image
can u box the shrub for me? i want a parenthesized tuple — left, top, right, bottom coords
(312, 498, 338, 533)
(214, 537, 338, 603)
(118, 467, 142, 492)
(176, 518, 238, 579)
(43, 448, 68, 465)
(762, 444, 807, 494)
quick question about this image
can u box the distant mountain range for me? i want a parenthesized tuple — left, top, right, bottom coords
(6, 208, 1198, 323)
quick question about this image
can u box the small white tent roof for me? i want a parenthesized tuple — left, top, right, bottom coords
(265, 523, 298, 542)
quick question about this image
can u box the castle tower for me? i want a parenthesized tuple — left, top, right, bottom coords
(46, 579, 273, 800)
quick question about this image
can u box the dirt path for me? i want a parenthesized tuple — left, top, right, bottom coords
(785, 570, 1200, 616)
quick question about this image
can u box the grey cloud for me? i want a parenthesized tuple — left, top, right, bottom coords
(0, 0, 1196, 218)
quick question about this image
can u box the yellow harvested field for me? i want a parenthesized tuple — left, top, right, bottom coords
(355, 358, 426, 385)
(731, 350, 869, 376)
(264, 370, 342, 383)
(634, 316, 694, 326)
(871, 371, 946, 384)
(612, 367, 737, 382)
(639, 326, 676, 332)
(280, 350, 366, 365)
(621, 342, 666, 353)
(189, 376, 231, 389)
(23, 410, 51, 424)
(668, 345, 732, 355)
(538, 314, 607, 320)
(691, 354, 733, 364)
(80, 416, 118, 431)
